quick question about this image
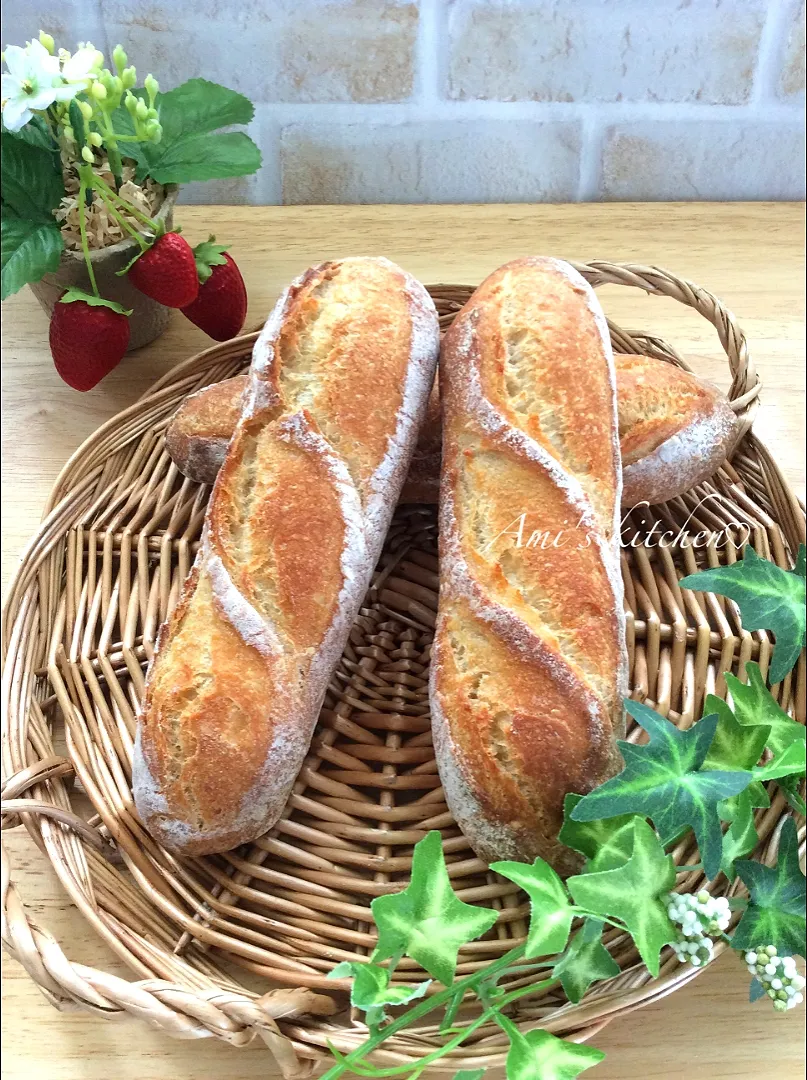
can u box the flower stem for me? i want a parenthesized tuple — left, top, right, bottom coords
(94, 187, 149, 251)
(77, 170, 99, 298)
(91, 172, 157, 232)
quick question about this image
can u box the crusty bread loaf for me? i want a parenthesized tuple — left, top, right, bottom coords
(616, 355, 737, 507)
(166, 357, 736, 507)
(431, 257, 628, 874)
(134, 258, 440, 855)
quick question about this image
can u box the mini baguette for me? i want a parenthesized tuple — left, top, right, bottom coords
(431, 257, 628, 873)
(166, 357, 736, 507)
(134, 258, 440, 855)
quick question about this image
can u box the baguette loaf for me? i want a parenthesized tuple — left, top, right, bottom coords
(431, 257, 628, 874)
(166, 357, 736, 507)
(134, 258, 440, 855)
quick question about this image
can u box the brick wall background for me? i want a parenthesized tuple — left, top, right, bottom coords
(3, 0, 805, 204)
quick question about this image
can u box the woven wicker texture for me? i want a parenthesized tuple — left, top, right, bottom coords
(2, 263, 805, 1078)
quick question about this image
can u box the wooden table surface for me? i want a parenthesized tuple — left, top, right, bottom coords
(2, 203, 805, 1080)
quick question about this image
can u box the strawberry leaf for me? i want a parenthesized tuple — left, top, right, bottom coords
(491, 859, 573, 958)
(371, 831, 498, 986)
(733, 818, 806, 958)
(328, 961, 429, 1023)
(59, 287, 132, 315)
(570, 701, 752, 880)
(554, 919, 620, 1003)
(567, 818, 676, 976)
(506, 1027, 605, 1080)
(679, 545, 806, 684)
(725, 663, 805, 757)
(1, 208, 63, 299)
(192, 234, 229, 283)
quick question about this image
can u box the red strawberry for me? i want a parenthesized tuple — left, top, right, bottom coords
(126, 231, 199, 308)
(181, 236, 247, 341)
(49, 289, 131, 391)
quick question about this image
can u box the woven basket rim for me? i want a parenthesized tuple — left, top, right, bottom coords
(2, 261, 804, 1079)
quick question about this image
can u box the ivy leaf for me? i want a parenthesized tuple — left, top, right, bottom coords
(328, 961, 430, 1022)
(725, 664, 805, 757)
(776, 773, 807, 816)
(558, 794, 638, 863)
(506, 1028, 604, 1080)
(1, 134, 64, 223)
(371, 831, 498, 986)
(753, 740, 806, 782)
(491, 859, 573, 958)
(680, 545, 806, 684)
(567, 818, 676, 977)
(571, 701, 752, 880)
(1, 209, 63, 300)
(554, 919, 620, 1004)
(749, 977, 767, 1003)
(733, 818, 806, 958)
(702, 694, 770, 773)
(719, 788, 766, 878)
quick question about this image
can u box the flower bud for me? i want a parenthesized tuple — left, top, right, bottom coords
(38, 31, 55, 54)
(88, 131, 103, 147)
(146, 106, 158, 120)
(122, 65, 137, 89)
(135, 99, 149, 120)
(112, 44, 128, 74)
(81, 145, 95, 163)
(144, 74, 159, 102)
(78, 99, 93, 122)
(145, 119, 162, 143)
(124, 91, 138, 116)
(90, 81, 107, 101)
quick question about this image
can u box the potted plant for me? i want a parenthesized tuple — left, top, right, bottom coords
(2, 32, 257, 389)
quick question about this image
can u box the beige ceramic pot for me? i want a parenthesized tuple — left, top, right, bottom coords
(29, 185, 179, 352)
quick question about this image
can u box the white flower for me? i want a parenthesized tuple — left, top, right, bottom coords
(746, 947, 806, 1011)
(2, 39, 74, 131)
(61, 44, 103, 87)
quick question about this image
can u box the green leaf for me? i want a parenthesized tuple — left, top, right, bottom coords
(558, 794, 638, 864)
(491, 859, 574, 958)
(719, 788, 764, 878)
(191, 234, 229, 283)
(753, 741, 806, 782)
(155, 79, 255, 142)
(776, 773, 806, 816)
(1, 134, 64, 223)
(146, 130, 262, 184)
(2, 115, 57, 152)
(725, 664, 806, 758)
(554, 919, 620, 1004)
(749, 976, 766, 1003)
(571, 701, 752, 880)
(328, 961, 430, 1022)
(1, 210, 63, 299)
(506, 1028, 605, 1080)
(733, 818, 806, 958)
(371, 831, 498, 986)
(702, 694, 770, 773)
(680, 545, 806, 684)
(567, 818, 676, 977)
(59, 287, 132, 316)
(453, 1072, 486, 1080)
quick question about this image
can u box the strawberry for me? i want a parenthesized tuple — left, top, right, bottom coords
(49, 288, 131, 391)
(126, 230, 199, 308)
(181, 236, 247, 341)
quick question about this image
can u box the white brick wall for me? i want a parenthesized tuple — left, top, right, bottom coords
(3, 0, 804, 203)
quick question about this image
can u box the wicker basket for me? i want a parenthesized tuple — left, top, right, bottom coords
(2, 262, 805, 1078)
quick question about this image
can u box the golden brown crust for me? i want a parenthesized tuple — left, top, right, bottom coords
(135, 258, 440, 855)
(431, 257, 627, 872)
(167, 356, 736, 507)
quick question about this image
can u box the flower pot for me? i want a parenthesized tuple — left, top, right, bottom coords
(29, 185, 179, 353)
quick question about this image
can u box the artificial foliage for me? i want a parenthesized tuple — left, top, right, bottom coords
(319, 546, 805, 1079)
